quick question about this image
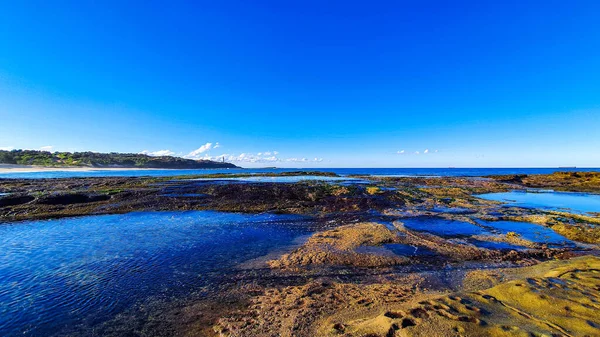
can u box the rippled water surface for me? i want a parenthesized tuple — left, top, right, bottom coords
(477, 190, 600, 214)
(0, 211, 314, 336)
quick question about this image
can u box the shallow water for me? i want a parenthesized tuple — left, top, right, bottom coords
(161, 193, 209, 197)
(192, 175, 364, 183)
(477, 190, 600, 214)
(399, 217, 573, 247)
(2, 167, 600, 179)
(468, 240, 528, 250)
(477, 220, 573, 245)
(431, 206, 474, 214)
(0, 211, 314, 336)
(354, 243, 437, 257)
(384, 243, 437, 256)
(400, 217, 488, 237)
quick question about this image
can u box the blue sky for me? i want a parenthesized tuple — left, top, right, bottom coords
(0, 1, 599, 168)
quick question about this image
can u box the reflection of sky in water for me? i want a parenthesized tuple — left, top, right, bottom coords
(469, 240, 527, 251)
(401, 217, 488, 237)
(476, 220, 573, 245)
(400, 216, 574, 247)
(355, 243, 437, 257)
(0, 211, 313, 336)
(193, 175, 368, 183)
(383, 243, 437, 256)
(477, 191, 600, 215)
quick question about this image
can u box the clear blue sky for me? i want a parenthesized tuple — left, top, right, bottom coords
(1, 1, 599, 168)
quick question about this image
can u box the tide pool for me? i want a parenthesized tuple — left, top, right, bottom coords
(477, 190, 600, 215)
(0, 211, 314, 336)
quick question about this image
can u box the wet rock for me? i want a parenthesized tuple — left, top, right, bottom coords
(269, 223, 408, 268)
(0, 194, 35, 207)
(37, 193, 111, 205)
(490, 171, 600, 193)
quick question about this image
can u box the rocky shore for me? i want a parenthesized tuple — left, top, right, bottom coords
(1, 171, 599, 336)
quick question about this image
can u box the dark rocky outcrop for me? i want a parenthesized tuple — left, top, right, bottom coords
(36, 193, 111, 205)
(0, 195, 35, 207)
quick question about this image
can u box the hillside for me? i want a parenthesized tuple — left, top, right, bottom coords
(0, 150, 238, 169)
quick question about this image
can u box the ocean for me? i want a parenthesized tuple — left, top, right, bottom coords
(1, 167, 599, 179)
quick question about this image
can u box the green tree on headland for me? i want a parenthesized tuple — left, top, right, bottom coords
(0, 150, 238, 169)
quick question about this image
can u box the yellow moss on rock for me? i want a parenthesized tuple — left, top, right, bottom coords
(550, 222, 600, 244)
(508, 213, 600, 244)
(366, 186, 381, 195)
(322, 256, 600, 337)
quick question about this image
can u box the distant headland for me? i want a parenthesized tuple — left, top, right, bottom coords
(0, 150, 238, 169)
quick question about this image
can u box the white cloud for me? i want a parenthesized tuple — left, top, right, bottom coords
(140, 149, 175, 157)
(286, 158, 309, 162)
(185, 143, 214, 159)
(214, 142, 221, 149)
(397, 149, 439, 156)
(39, 146, 53, 152)
(180, 147, 323, 165)
(207, 150, 286, 163)
(0, 146, 14, 151)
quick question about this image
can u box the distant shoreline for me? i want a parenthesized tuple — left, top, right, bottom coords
(0, 164, 223, 174)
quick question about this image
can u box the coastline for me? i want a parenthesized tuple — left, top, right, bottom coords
(0, 164, 186, 174)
